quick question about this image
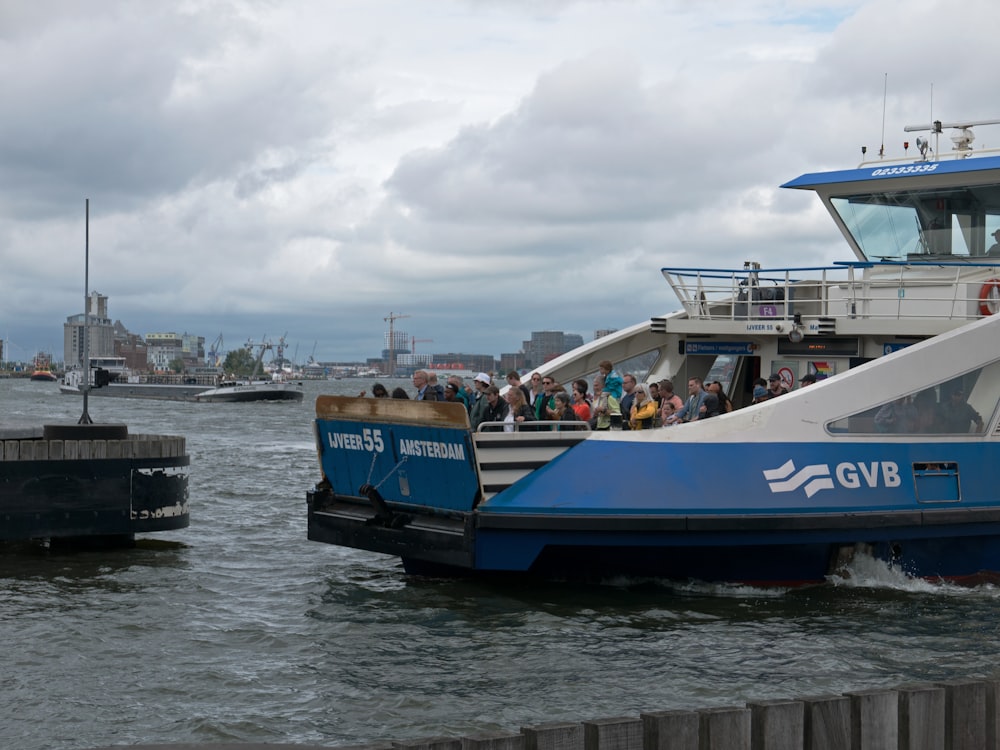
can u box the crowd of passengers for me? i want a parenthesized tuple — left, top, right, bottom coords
(359, 360, 821, 432)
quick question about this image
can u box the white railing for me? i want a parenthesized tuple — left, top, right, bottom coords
(660, 261, 1000, 323)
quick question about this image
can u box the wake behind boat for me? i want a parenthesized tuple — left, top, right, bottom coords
(307, 116, 1000, 585)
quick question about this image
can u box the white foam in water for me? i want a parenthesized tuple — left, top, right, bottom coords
(827, 548, 1000, 598)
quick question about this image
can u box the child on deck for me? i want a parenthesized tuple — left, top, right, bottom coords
(598, 360, 623, 400)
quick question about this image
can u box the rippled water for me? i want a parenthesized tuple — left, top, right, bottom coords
(3, 377, 1000, 749)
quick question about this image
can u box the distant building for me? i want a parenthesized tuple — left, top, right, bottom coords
(64, 292, 116, 368)
(594, 328, 618, 339)
(145, 332, 205, 371)
(522, 331, 584, 368)
(430, 353, 496, 374)
(499, 352, 526, 373)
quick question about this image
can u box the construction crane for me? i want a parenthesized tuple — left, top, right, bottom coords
(411, 337, 433, 353)
(384, 312, 409, 376)
(207, 333, 224, 367)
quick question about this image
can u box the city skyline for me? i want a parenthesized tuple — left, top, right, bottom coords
(2, 2, 994, 364)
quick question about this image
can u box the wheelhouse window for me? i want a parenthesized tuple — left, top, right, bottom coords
(831, 182, 1000, 260)
(827, 359, 1000, 435)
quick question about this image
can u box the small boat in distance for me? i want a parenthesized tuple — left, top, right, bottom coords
(29, 353, 58, 382)
(307, 116, 1000, 586)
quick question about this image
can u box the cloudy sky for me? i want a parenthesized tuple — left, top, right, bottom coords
(2, 0, 998, 365)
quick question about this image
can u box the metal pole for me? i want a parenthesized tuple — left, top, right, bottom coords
(78, 199, 93, 424)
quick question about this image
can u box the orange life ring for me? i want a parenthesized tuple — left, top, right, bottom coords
(979, 279, 1000, 316)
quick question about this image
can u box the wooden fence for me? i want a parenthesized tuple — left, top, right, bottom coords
(336, 678, 1000, 750)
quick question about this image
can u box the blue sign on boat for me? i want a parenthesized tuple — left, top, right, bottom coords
(884, 342, 913, 355)
(686, 341, 756, 355)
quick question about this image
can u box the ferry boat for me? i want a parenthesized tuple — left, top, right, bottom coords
(307, 117, 1000, 585)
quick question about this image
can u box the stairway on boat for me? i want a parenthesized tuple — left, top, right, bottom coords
(472, 428, 589, 501)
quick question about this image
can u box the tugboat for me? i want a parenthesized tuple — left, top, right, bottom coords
(307, 117, 1000, 585)
(29, 353, 58, 382)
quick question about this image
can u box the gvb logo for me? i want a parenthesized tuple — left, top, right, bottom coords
(764, 459, 901, 498)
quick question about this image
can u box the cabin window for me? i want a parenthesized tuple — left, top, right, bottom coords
(831, 182, 1000, 260)
(826, 359, 1000, 435)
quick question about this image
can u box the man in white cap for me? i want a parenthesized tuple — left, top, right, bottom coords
(469, 372, 492, 429)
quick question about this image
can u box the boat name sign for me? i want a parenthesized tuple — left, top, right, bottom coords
(325, 428, 467, 461)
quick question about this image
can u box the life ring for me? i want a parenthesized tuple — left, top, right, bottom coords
(979, 279, 1000, 316)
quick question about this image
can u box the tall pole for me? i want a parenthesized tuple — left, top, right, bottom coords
(79, 199, 93, 424)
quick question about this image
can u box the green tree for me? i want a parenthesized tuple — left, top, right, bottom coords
(222, 348, 255, 377)
(168, 357, 185, 373)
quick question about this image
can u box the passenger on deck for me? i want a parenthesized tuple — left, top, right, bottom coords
(629, 384, 658, 430)
(799, 373, 817, 387)
(669, 377, 710, 423)
(549, 392, 582, 428)
(660, 400, 678, 426)
(875, 397, 917, 433)
(412, 370, 438, 401)
(658, 380, 684, 422)
(358, 383, 389, 398)
(648, 381, 662, 412)
(571, 379, 591, 422)
(443, 382, 463, 404)
(707, 381, 733, 413)
(528, 373, 546, 416)
(767, 374, 788, 398)
(447, 375, 471, 411)
(619, 373, 637, 429)
(988, 229, 1000, 256)
(391, 387, 409, 399)
(751, 379, 770, 404)
(469, 372, 492, 429)
(506, 371, 532, 404)
(938, 387, 985, 433)
(591, 374, 621, 430)
(598, 360, 623, 400)
(482, 385, 510, 430)
(504, 385, 535, 431)
(535, 376, 558, 420)
(428, 372, 445, 400)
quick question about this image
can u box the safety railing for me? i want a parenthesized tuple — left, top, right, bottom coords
(660, 261, 1000, 323)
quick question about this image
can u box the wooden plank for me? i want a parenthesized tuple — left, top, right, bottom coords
(847, 689, 897, 750)
(938, 678, 987, 750)
(802, 695, 850, 750)
(640, 709, 698, 750)
(583, 717, 642, 750)
(748, 699, 803, 749)
(462, 731, 525, 750)
(522, 721, 584, 750)
(698, 707, 750, 750)
(898, 685, 944, 750)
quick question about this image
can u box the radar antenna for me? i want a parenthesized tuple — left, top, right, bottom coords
(903, 118, 1000, 158)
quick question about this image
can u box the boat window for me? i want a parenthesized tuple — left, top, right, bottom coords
(831, 183, 1000, 260)
(827, 359, 1000, 435)
(614, 350, 660, 384)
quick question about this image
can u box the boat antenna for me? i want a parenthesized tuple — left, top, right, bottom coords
(879, 72, 887, 158)
(78, 199, 93, 425)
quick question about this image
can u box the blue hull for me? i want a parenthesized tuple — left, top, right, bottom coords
(306, 396, 1000, 585)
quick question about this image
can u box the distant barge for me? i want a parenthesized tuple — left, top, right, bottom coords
(0, 422, 189, 544)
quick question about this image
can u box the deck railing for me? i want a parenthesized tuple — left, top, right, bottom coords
(660, 261, 1000, 323)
